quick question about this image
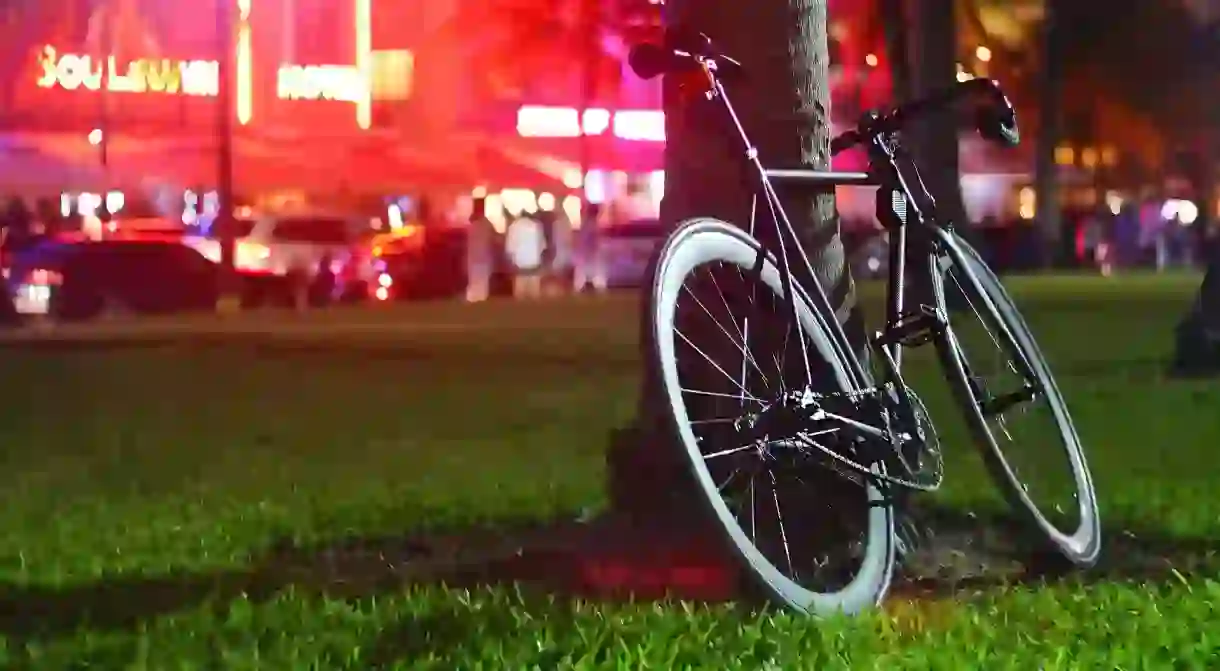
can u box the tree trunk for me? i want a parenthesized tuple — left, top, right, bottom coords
(216, 0, 237, 283)
(1033, 0, 1064, 266)
(577, 0, 598, 220)
(879, 0, 911, 102)
(608, 0, 858, 518)
(907, 0, 967, 228)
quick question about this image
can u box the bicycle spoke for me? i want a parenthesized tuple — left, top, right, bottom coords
(690, 416, 741, 425)
(681, 282, 772, 392)
(768, 469, 795, 577)
(704, 443, 757, 460)
(707, 270, 767, 403)
(680, 387, 763, 403)
(675, 328, 761, 401)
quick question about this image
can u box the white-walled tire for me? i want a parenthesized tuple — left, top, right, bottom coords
(649, 217, 894, 615)
(933, 230, 1101, 567)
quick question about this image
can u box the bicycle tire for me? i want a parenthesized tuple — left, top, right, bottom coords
(932, 230, 1101, 567)
(649, 217, 895, 614)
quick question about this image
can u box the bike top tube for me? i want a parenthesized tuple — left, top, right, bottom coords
(762, 169, 878, 189)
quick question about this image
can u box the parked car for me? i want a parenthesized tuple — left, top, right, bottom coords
(5, 235, 219, 322)
(183, 211, 377, 307)
(376, 224, 514, 301)
(597, 218, 667, 288)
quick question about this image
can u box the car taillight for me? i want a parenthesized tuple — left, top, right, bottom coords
(235, 241, 271, 270)
(13, 267, 60, 315)
(28, 268, 63, 286)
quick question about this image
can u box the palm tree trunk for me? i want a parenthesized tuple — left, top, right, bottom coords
(216, 0, 236, 280)
(879, 0, 911, 102)
(577, 0, 598, 217)
(907, 0, 967, 228)
(98, 0, 112, 178)
(608, 0, 855, 518)
(1033, 0, 1064, 266)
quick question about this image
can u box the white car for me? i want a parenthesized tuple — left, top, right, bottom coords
(597, 218, 667, 288)
(184, 211, 375, 284)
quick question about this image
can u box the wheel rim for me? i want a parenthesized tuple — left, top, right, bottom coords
(939, 235, 1099, 562)
(652, 221, 892, 613)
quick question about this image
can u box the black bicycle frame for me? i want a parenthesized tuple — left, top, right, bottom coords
(708, 75, 946, 396)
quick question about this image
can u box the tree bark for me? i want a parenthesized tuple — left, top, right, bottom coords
(577, 0, 598, 217)
(216, 0, 237, 282)
(906, 0, 967, 228)
(1033, 0, 1064, 266)
(879, 0, 911, 103)
(608, 0, 859, 518)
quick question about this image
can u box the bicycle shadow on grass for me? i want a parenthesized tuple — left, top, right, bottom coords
(0, 509, 1216, 646)
(362, 509, 1220, 668)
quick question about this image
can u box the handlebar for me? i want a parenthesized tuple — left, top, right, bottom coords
(830, 78, 1019, 155)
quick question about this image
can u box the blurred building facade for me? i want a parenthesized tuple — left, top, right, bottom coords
(0, 0, 1213, 220)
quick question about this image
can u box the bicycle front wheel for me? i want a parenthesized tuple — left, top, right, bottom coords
(933, 231, 1101, 567)
(649, 217, 894, 615)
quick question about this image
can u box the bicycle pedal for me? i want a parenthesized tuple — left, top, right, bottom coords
(874, 306, 946, 348)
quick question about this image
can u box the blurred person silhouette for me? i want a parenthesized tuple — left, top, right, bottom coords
(537, 193, 571, 296)
(505, 207, 545, 299)
(1, 197, 33, 255)
(1136, 190, 1167, 270)
(34, 197, 59, 237)
(416, 196, 434, 227)
(574, 201, 607, 293)
(465, 197, 494, 303)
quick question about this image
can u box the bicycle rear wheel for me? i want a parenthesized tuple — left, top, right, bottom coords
(932, 231, 1101, 567)
(649, 217, 894, 614)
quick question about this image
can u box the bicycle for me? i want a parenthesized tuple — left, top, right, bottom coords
(629, 30, 1100, 615)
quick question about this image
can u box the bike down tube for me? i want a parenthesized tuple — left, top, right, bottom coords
(712, 77, 871, 388)
(885, 219, 908, 370)
(874, 143, 938, 375)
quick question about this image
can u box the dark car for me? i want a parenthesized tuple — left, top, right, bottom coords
(5, 236, 219, 322)
(376, 225, 513, 301)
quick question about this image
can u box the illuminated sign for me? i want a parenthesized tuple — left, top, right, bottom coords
(516, 106, 665, 141)
(277, 65, 365, 103)
(35, 46, 218, 96)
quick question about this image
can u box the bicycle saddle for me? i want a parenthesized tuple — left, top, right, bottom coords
(627, 27, 744, 81)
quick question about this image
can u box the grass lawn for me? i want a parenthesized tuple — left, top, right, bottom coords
(0, 272, 1218, 669)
